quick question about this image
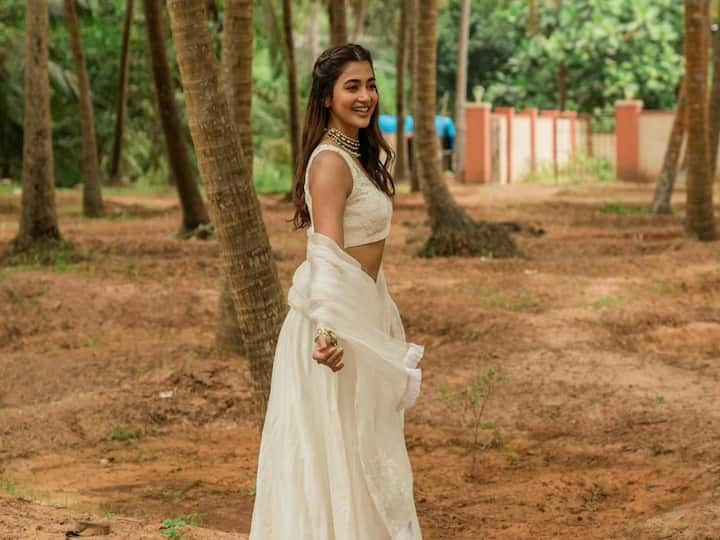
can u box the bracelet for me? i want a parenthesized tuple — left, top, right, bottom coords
(314, 327, 339, 347)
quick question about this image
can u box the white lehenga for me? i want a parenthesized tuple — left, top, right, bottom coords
(249, 146, 424, 540)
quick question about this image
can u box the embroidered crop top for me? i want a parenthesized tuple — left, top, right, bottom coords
(304, 144, 393, 248)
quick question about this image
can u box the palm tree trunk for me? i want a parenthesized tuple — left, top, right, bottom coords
(708, 15, 720, 180)
(308, 1, 320, 68)
(166, 0, 288, 419)
(109, 0, 134, 184)
(142, 0, 210, 237)
(685, 0, 716, 238)
(414, 0, 516, 257)
(328, 0, 348, 46)
(282, 0, 301, 174)
(684, 0, 717, 241)
(12, 0, 61, 253)
(394, 0, 409, 183)
(63, 0, 104, 218)
(454, 0, 470, 182)
(651, 80, 686, 214)
(216, 0, 254, 355)
(350, 0, 365, 42)
(527, 0, 539, 36)
(408, 0, 420, 192)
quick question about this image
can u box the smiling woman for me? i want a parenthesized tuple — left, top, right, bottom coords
(249, 44, 424, 540)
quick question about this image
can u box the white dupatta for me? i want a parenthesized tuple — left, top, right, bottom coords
(287, 232, 423, 539)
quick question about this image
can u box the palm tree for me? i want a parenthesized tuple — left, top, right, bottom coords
(217, 0, 255, 355)
(11, 0, 61, 253)
(350, 0, 365, 42)
(454, 0, 470, 182)
(708, 8, 720, 180)
(328, 0, 348, 46)
(408, 0, 420, 192)
(166, 0, 287, 418)
(394, 0, 409, 182)
(282, 0, 301, 173)
(109, 0, 134, 184)
(684, 0, 717, 240)
(63, 0, 104, 218)
(414, 0, 516, 257)
(651, 80, 686, 214)
(142, 0, 210, 238)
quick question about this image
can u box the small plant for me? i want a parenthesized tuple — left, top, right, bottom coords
(655, 394, 665, 404)
(108, 427, 138, 442)
(457, 368, 510, 479)
(652, 281, 673, 294)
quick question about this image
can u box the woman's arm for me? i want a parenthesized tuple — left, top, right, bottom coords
(306, 150, 353, 372)
(307, 150, 353, 246)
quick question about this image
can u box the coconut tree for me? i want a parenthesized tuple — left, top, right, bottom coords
(414, 0, 516, 257)
(408, 0, 420, 192)
(216, 0, 254, 355)
(454, 0, 470, 182)
(684, 0, 717, 240)
(166, 0, 287, 417)
(651, 80, 686, 214)
(63, 0, 104, 218)
(328, 0, 348, 46)
(394, 0, 409, 182)
(109, 0, 134, 184)
(708, 10, 720, 180)
(142, 0, 210, 238)
(282, 0, 301, 173)
(11, 0, 61, 253)
(350, 0, 365, 42)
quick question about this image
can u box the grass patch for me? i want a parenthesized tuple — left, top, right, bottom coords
(483, 291, 548, 313)
(161, 514, 204, 540)
(598, 202, 648, 216)
(1, 238, 83, 271)
(108, 426, 139, 442)
(589, 296, 621, 310)
(523, 153, 615, 185)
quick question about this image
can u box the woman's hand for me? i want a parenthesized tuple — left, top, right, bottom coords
(312, 334, 344, 372)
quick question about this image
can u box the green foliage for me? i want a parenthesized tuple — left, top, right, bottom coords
(161, 514, 204, 540)
(438, 0, 682, 119)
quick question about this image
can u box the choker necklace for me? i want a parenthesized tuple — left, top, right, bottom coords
(326, 127, 361, 157)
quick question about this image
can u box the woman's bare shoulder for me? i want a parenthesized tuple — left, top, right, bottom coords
(307, 146, 353, 198)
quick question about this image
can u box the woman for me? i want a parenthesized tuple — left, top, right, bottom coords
(249, 44, 424, 540)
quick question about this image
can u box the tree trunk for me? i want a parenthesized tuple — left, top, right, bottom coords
(282, 0, 301, 174)
(350, 0, 364, 42)
(328, 0, 348, 46)
(708, 17, 720, 179)
(308, 1, 320, 69)
(206, 0, 219, 24)
(454, 0, 470, 182)
(64, 0, 104, 218)
(142, 0, 210, 237)
(166, 0, 288, 420)
(12, 0, 61, 253)
(408, 0, 420, 192)
(557, 62, 567, 111)
(394, 0, 409, 183)
(109, 0, 134, 184)
(651, 80, 686, 214)
(527, 0, 539, 36)
(684, 0, 717, 241)
(414, 0, 516, 258)
(217, 0, 254, 354)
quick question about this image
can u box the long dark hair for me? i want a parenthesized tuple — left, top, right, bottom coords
(292, 44, 396, 229)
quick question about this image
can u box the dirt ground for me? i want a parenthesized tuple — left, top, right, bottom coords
(1, 180, 719, 540)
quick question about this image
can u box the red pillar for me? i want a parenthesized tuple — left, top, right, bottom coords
(519, 108, 538, 172)
(494, 107, 514, 183)
(541, 110, 559, 177)
(615, 100, 643, 181)
(465, 103, 492, 183)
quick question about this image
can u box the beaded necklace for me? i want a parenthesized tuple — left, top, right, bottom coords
(326, 127, 361, 157)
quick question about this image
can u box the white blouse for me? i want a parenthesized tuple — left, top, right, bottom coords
(304, 143, 393, 248)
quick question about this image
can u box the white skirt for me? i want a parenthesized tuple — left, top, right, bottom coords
(249, 257, 422, 540)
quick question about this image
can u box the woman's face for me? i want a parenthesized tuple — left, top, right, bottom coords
(325, 60, 378, 134)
